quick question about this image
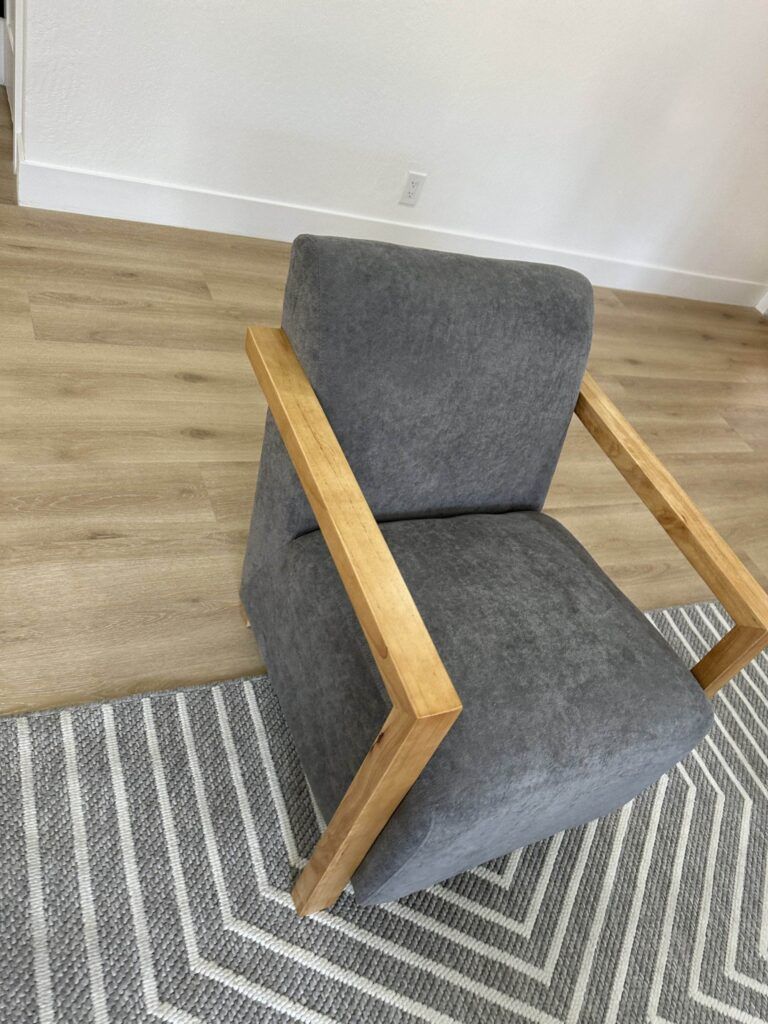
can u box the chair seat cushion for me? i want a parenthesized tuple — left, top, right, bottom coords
(250, 511, 712, 905)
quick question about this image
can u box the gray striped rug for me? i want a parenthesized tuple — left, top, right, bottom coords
(2, 600, 768, 1023)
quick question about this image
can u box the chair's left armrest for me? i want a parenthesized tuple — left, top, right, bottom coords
(575, 371, 768, 697)
(245, 325, 461, 914)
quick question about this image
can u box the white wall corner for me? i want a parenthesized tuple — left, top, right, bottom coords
(0, 19, 5, 86)
(16, 159, 768, 308)
(756, 289, 768, 316)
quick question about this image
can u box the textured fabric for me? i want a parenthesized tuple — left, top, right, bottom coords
(241, 234, 594, 577)
(247, 511, 712, 904)
(240, 235, 708, 906)
(0, 602, 766, 1024)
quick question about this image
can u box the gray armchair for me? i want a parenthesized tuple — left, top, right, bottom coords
(241, 235, 768, 915)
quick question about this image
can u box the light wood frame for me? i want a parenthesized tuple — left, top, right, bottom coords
(575, 371, 768, 697)
(245, 326, 462, 915)
(245, 326, 768, 914)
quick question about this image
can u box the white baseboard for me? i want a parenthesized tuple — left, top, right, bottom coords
(17, 157, 768, 307)
(756, 290, 768, 316)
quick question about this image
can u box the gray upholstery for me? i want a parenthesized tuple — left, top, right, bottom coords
(241, 235, 713, 905)
(242, 233, 594, 580)
(246, 512, 712, 904)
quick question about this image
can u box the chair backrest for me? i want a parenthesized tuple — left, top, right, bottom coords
(245, 235, 593, 569)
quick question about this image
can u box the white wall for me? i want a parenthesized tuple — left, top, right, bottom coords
(17, 1, 768, 303)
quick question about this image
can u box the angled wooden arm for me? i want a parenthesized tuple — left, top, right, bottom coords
(576, 371, 768, 698)
(245, 326, 462, 914)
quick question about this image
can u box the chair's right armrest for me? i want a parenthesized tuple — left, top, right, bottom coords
(575, 370, 768, 696)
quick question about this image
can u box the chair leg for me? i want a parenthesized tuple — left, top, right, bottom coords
(692, 624, 768, 698)
(291, 705, 459, 915)
(239, 602, 251, 628)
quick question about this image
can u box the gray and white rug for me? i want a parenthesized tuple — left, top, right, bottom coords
(2, 601, 768, 1023)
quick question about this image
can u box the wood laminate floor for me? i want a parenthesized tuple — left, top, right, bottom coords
(1, 86, 767, 714)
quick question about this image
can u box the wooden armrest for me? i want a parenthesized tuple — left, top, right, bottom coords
(246, 326, 462, 914)
(575, 370, 768, 697)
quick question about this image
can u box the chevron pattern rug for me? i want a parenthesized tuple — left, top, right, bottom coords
(2, 601, 768, 1024)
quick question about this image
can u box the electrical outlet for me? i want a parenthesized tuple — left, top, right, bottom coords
(399, 171, 427, 207)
